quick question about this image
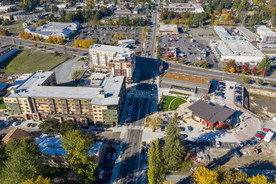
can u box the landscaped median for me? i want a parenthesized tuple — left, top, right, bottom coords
(162, 96, 186, 111)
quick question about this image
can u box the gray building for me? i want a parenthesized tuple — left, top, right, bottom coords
(256, 25, 276, 43)
(236, 26, 259, 42)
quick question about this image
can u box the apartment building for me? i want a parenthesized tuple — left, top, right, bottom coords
(4, 71, 126, 126)
(88, 44, 135, 81)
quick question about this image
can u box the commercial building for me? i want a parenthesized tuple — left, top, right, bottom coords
(0, 46, 18, 64)
(164, 3, 204, 13)
(187, 100, 235, 129)
(24, 21, 80, 39)
(236, 26, 259, 42)
(159, 24, 178, 35)
(161, 72, 211, 94)
(0, 83, 9, 96)
(0, 5, 17, 12)
(4, 70, 126, 126)
(89, 44, 135, 81)
(2, 128, 29, 144)
(256, 25, 276, 43)
(35, 134, 103, 168)
(118, 39, 135, 46)
(13, 13, 44, 21)
(209, 40, 265, 65)
(166, 47, 177, 57)
(0, 10, 26, 21)
(214, 26, 244, 41)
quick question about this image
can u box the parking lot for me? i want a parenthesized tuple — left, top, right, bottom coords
(158, 27, 220, 69)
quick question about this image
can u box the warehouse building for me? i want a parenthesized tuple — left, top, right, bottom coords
(209, 40, 265, 65)
(236, 26, 259, 42)
(256, 25, 276, 43)
(161, 72, 211, 94)
(4, 70, 126, 126)
(214, 26, 244, 41)
(159, 24, 179, 35)
(0, 10, 26, 21)
(89, 44, 135, 81)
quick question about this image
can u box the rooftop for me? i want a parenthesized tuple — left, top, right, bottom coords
(167, 3, 204, 12)
(163, 72, 211, 86)
(35, 134, 102, 156)
(2, 128, 29, 144)
(187, 100, 235, 124)
(159, 24, 178, 30)
(236, 26, 259, 39)
(209, 40, 264, 57)
(214, 26, 244, 40)
(6, 71, 124, 106)
(256, 25, 276, 36)
(89, 44, 133, 58)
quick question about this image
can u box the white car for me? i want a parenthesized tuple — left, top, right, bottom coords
(216, 141, 221, 148)
(99, 170, 104, 179)
(12, 122, 18, 127)
(237, 141, 244, 147)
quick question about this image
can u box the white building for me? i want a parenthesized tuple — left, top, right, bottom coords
(209, 40, 265, 65)
(89, 44, 135, 80)
(236, 26, 259, 42)
(118, 39, 135, 46)
(214, 26, 244, 41)
(0, 5, 17, 12)
(165, 3, 204, 13)
(256, 25, 276, 43)
(24, 21, 80, 39)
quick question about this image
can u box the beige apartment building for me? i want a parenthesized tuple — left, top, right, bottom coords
(88, 44, 135, 81)
(4, 71, 126, 126)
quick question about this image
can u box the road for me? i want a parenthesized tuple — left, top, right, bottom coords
(0, 35, 88, 56)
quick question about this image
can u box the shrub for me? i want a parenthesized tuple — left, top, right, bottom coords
(257, 79, 264, 85)
(269, 81, 276, 87)
(242, 77, 251, 84)
(33, 43, 37, 47)
(54, 51, 59, 56)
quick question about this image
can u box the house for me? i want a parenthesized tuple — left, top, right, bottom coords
(2, 128, 29, 144)
(187, 100, 235, 129)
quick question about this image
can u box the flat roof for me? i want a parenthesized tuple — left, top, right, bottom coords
(160, 24, 177, 30)
(163, 72, 211, 86)
(214, 26, 243, 40)
(35, 134, 102, 156)
(209, 40, 264, 57)
(256, 25, 276, 37)
(236, 26, 258, 39)
(188, 100, 235, 124)
(89, 44, 133, 57)
(6, 71, 124, 106)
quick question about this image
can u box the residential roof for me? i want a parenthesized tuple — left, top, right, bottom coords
(6, 71, 124, 106)
(35, 134, 102, 156)
(2, 128, 29, 144)
(0, 83, 8, 91)
(163, 72, 211, 86)
(187, 100, 235, 124)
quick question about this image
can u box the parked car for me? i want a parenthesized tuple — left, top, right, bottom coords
(257, 131, 266, 136)
(99, 170, 105, 179)
(215, 141, 221, 148)
(12, 122, 18, 127)
(31, 123, 37, 127)
(237, 141, 244, 147)
(263, 128, 270, 132)
(27, 123, 32, 127)
(232, 149, 242, 157)
(104, 171, 111, 181)
(106, 153, 111, 160)
(246, 140, 252, 145)
(255, 133, 264, 140)
(112, 153, 116, 160)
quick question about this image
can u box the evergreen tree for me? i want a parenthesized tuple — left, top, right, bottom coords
(258, 55, 271, 71)
(162, 114, 186, 170)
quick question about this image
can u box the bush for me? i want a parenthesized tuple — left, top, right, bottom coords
(33, 43, 37, 47)
(269, 81, 276, 87)
(54, 51, 59, 56)
(257, 79, 264, 85)
(242, 77, 251, 84)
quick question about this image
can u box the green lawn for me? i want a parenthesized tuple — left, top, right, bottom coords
(0, 50, 70, 73)
(0, 97, 6, 109)
(162, 96, 186, 111)
(2, 21, 25, 33)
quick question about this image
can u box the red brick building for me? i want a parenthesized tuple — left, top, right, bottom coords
(187, 100, 235, 129)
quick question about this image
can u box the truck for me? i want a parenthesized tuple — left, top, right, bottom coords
(264, 131, 274, 142)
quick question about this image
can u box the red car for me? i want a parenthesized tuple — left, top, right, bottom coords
(263, 128, 270, 132)
(255, 133, 264, 139)
(27, 123, 32, 127)
(104, 171, 111, 181)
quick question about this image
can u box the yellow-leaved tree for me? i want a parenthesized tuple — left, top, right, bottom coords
(192, 167, 219, 184)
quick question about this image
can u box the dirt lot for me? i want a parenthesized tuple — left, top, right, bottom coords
(208, 140, 276, 169)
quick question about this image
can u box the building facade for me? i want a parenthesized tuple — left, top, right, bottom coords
(89, 44, 135, 81)
(164, 3, 204, 13)
(214, 26, 244, 41)
(4, 71, 126, 126)
(256, 25, 276, 43)
(159, 24, 178, 35)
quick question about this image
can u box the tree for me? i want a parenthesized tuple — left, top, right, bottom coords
(216, 166, 248, 184)
(0, 141, 6, 171)
(33, 43, 37, 47)
(257, 79, 264, 85)
(2, 19, 10, 26)
(60, 120, 76, 135)
(192, 167, 219, 184)
(186, 19, 193, 27)
(258, 56, 271, 71)
(229, 67, 235, 73)
(162, 114, 186, 170)
(269, 81, 276, 87)
(248, 174, 268, 184)
(1, 137, 43, 184)
(146, 115, 162, 132)
(61, 130, 97, 183)
(38, 118, 60, 134)
(148, 139, 165, 184)
(21, 176, 51, 184)
(242, 77, 251, 84)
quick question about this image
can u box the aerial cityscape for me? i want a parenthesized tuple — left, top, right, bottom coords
(0, 0, 275, 183)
